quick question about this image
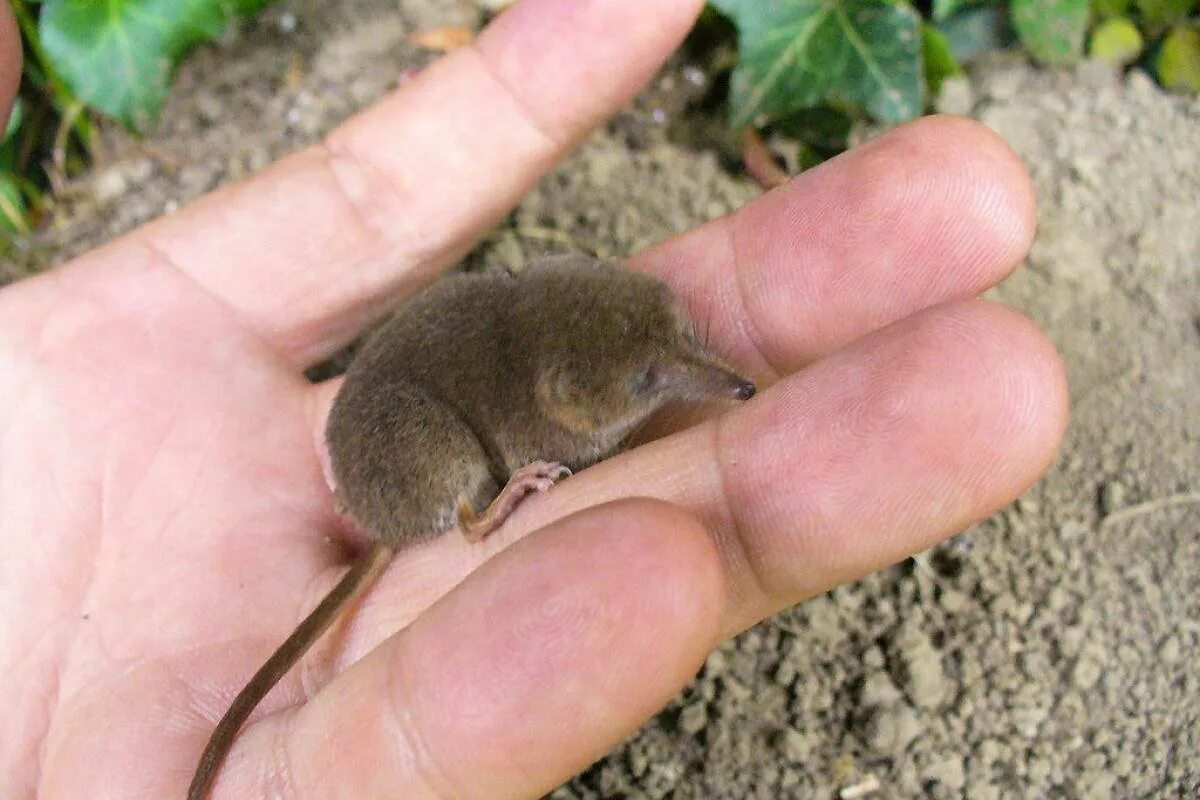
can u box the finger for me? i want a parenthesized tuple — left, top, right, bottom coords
(315, 299, 1066, 645)
(0, 5, 18, 127)
(208, 499, 723, 799)
(631, 115, 1037, 380)
(67, 0, 703, 367)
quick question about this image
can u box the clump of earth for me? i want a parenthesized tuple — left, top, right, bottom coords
(6, 1, 1197, 797)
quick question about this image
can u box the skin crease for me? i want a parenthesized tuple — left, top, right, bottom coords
(0, 1, 1067, 799)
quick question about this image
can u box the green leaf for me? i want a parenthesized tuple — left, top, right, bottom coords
(931, 0, 999, 23)
(1158, 25, 1200, 91)
(1, 98, 24, 173)
(1090, 17, 1145, 64)
(937, 5, 1013, 63)
(38, 0, 253, 131)
(1011, 0, 1090, 65)
(231, 0, 273, 13)
(1093, 0, 1132, 17)
(772, 104, 855, 151)
(922, 23, 963, 96)
(0, 174, 29, 234)
(1136, 0, 1196, 28)
(710, 0, 924, 127)
(3, 97, 23, 146)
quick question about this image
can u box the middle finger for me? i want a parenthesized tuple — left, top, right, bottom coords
(631, 115, 1036, 381)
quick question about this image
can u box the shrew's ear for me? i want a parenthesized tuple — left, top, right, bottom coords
(535, 367, 598, 434)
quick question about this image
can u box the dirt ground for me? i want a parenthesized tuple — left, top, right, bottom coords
(4, 1, 1197, 797)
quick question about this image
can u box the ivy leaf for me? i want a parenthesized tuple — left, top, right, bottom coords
(938, 5, 1013, 63)
(39, 0, 252, 131)
(773, 104, 855, 151)
(1011, 0, 1090, 65)
(710, 0, 924, 128)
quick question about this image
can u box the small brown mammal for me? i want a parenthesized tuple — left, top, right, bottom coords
(188, 254, 755, 798)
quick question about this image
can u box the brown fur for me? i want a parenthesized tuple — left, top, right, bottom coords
(326, 253, 753, 546)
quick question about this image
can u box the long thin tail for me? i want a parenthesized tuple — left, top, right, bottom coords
(188, 541, 393, 800)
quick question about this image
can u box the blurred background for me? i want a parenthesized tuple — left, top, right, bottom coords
(1, 0, 1197, 797)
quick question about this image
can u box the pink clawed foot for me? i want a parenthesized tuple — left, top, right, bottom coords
(458, 460, 573, 542)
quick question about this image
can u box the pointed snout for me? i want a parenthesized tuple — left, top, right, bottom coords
(717, 368, 755, 401)
(670, 357, 756, 404)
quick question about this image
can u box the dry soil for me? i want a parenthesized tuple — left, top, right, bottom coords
(3, 2, 1197, 798)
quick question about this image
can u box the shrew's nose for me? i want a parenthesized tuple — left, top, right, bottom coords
(734, 380, 756, 401)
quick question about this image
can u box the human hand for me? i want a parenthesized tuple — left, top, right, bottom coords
(0, 5, 18, 127)
(0, 0, 1066, 797)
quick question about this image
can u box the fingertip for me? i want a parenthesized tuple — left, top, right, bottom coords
(922, 114, 1039, 275)
(884, 299, 1069, 520)
(647, 111, 1045, 375)
(711, 298, 1070, 625)
(847, 114, 1038, 286)
(966, 300, 1070, 484)
(475, 0, 705, 143)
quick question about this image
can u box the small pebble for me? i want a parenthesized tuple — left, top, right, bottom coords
(678, 701, 708, 735)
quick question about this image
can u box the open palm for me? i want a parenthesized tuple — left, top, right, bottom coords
(1, 1, 1066, 798)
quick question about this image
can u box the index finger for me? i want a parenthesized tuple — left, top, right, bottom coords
(69, 0, 703, 366)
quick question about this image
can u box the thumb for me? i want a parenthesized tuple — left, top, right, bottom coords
(0, 5, 20, 133)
